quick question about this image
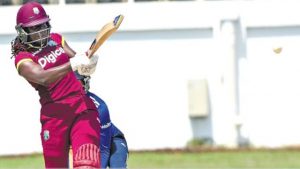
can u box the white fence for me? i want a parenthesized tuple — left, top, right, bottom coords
(1, 1, 300, 155)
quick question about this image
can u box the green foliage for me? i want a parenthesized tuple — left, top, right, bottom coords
(187, 139, 209, 147)
(186, 138, 212, 148)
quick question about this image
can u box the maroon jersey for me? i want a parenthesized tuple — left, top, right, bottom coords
(14, 33, 96, 113)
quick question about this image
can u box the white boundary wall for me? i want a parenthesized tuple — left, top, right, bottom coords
(1, 1, 300, 155)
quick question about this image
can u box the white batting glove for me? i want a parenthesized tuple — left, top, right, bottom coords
(77, 54, 99, 76)
(69, 53, 90, 71)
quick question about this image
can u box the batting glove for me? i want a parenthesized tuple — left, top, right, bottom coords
(69, 53, 90, 71)
(77, 54, 99, 76)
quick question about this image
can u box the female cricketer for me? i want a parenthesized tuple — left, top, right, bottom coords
(11, 2, 101, 168)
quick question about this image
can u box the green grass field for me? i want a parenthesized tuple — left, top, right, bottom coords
(1, 149, 300, 169)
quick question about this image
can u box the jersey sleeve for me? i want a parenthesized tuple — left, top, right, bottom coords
(14, 52, 34, 72)
(51, 33, 65, 47)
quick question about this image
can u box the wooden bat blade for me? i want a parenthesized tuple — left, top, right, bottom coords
(87, 15, 124, 58)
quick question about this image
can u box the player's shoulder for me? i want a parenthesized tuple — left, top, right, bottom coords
(87, 91, 107, 105)
(15, 51, 33, 62)
(50, 33, 63, 45)
(50, 32, 62, 38)
(14, 51, 34, 70)
(87, 91, 98, 99)
(16, 51, 32, 57)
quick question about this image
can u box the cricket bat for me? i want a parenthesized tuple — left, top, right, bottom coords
(86, 14, 124, 58)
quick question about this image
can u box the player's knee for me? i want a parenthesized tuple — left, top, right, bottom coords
(73, 143, 100, 169)
(109, 138, 128, 168)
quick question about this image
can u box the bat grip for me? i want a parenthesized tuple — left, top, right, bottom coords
(86, 50, 93, 59)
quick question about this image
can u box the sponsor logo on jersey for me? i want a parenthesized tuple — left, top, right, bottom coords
(48, 40, 57, 46)
(38, 47, 65, 68)
(101, 122, 112, 129)
(43, 130, 50, 141)
(90, 96, 100, 108)
(121, 143, 127, 148)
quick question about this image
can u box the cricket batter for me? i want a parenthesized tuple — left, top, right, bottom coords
(11, 2, 101, 168)
(76, 72, 128, 168)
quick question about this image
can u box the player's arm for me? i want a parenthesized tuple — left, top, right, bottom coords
(17, 43, 89, 86)
(18, 60, 72, 87)
(63, 40, 76, 58)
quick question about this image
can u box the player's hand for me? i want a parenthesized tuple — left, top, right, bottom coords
(77, 54, 99, 76)
(69, 53, 90, 71)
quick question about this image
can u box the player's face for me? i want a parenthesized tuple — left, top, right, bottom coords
(26, 23, 50, 47)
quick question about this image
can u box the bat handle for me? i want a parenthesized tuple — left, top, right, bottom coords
(86, 50, 93, 58)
